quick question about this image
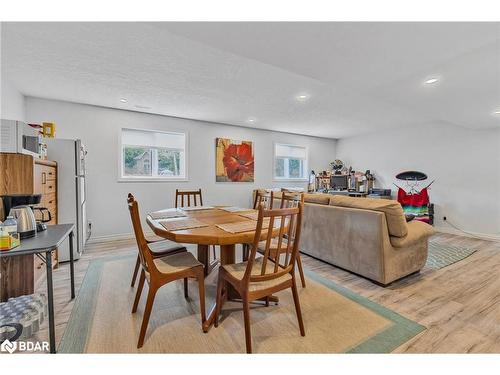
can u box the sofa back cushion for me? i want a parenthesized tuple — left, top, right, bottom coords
(329, 195, 408, 237)
(303, 193, 331, 205)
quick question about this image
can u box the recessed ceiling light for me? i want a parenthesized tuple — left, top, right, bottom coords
(246, 117, 257, 123)
(296, 93, 311, 101)
(120, 98, 128, 103)
(424, 77, 439, 85)
(493, 109, 500, 115)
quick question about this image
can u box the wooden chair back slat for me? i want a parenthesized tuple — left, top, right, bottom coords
(175, 188, 203, 208)
(259, 215, 274, 276)
(280, 192, 304, 209)
(127, 194, 154, 273)
(253, 190, 274, 210)
(284, 213, 295, 266)
(273, 216, 288, 273)
(246, 202, 303, 284)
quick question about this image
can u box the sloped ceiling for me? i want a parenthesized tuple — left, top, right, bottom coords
(1, 22, 499, 138)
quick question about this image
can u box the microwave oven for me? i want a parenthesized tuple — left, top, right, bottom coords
(0, 119, 41, 157)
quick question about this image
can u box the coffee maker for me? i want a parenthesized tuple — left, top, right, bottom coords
(1, 194, 51, 238)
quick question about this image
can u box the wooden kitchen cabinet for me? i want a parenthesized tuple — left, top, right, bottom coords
(0, 153, 59, 301)
(33, 160, 58, 225)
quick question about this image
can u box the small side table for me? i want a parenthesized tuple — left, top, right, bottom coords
(347, 191, 368, 197)
(0, 224, 75, 353)
(328, 190, 369, 198)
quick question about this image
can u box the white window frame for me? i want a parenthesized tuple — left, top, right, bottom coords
(118, 127, 189, 182)
(272, 142, 309, 182)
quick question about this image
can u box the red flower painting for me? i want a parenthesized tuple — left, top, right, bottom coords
(216, 138, 254, 182)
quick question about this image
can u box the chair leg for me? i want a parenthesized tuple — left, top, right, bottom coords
(291, 277, 305, 337)
(214, 271, 225, 327)
(212, 245, 217, 260)
(184, 278, 189, 299)
(131, 254, 140, 287)
(137, 284, 158, 348)
(197, 268, 207, 325)
(242, 296, 252, 353)
(132, 269, 145, 313)
(296, 253, 306, 288)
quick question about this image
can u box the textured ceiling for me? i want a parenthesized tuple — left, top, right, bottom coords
(1, 22, 499, 138)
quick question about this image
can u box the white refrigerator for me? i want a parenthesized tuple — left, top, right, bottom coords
(45, 138, 88, 261)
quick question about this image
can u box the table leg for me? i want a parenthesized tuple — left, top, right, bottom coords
(197, 244, 218, 276)
(69, 231, 75, 299)
(45, 251, 56, 354)
(219, 244, 238, 299)
(202, 244, 236, 333)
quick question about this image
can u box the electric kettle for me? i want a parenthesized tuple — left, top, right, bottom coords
(9, 206, 37, 239)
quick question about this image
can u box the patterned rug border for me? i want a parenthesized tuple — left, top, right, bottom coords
(59, 253, 425, 354)
(426, 241, 477, 270)
(58, 253, 135, 353)
(304, 270, 425, 353)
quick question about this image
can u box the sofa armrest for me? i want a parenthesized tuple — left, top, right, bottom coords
(390, 220, 435, 248)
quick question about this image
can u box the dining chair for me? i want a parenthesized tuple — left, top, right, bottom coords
(175, 189, 218, 270)
(257, 192, 307, 288)
(128, 194, 206, 348)
(175, 188, 204, 208)
(214, 202, 306, 353)
(127, 193, 187, 288)
(242, 190, 274, 260)
(252, 189, 274, 211)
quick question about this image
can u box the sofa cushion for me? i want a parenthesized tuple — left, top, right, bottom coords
(329, 195, 408, 237)
(390, 220, 435, 248)
(303, 193, 331, 205)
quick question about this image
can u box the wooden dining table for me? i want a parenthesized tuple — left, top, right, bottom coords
(146, 206, 282, 332)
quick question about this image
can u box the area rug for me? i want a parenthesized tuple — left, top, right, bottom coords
(59, 253, 424, 353)
(426, 241, 477, 270)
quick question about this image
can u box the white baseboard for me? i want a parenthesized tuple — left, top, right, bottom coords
(87, 231, 152, 243)
(434, 225, 500, 242)
(89, 226, 500, 244)
(86, 233, 132, 243)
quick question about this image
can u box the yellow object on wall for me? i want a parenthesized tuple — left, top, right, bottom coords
(42, 122, 56, 138)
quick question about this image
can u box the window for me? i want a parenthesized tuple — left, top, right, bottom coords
(120, 128, 187, 180)
(273, 143, 308, 180)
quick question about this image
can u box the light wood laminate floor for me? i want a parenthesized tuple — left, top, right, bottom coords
(34, 232, 500, 353)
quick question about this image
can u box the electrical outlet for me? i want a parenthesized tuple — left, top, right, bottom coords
(87, 221, 92, 241)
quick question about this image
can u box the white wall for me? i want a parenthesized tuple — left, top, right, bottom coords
(0, 77, 25, 120)
(23, 96, 500, 240)
(337, 122, 500, 238)
(26, 97, 336, 239)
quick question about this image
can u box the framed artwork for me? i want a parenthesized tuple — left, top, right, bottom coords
(215, 138, 254, 182)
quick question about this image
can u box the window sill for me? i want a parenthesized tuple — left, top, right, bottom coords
(117, 177, 189, 183)
(272, 178, 309, 182)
